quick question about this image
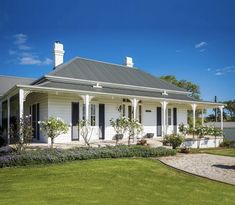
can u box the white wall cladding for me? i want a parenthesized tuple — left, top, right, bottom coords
(104, 103, 121, 140)
(48, 94, 81, 143)
(24, 93, 48, 143)
(142, 104, 157, 137)
(177, 108, 187, 127)
(24, 92, 189, 144)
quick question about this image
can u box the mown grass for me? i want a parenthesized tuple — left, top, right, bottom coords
(0, 159, 234, 205)
(189, 148, 235, 157)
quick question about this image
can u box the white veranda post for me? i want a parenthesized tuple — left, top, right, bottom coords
(191, 104, 197, 129)
(161, 101, 168, 137)
(19, 89, 25, 141)
(131, 98, 139, 120)
(219, 106, 224, 130)
(82, 95, 94, 122)
(201, 109, 204, 126)
(7, 97, 10, 144)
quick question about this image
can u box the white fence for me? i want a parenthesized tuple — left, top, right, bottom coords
(181, 137, 223, 148)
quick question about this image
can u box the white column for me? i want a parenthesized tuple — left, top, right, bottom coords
(201, 109, 204, 126)
(7, 97, 10, 144)
(219, 106, 224, 130)
(81, 95, 94, 122)
(131, 98, 139, 120)
(19, 89, 24, 141)
(19, 89, 24, 120)
(161, 101, 168, 137)
(191, 104, 197, 129)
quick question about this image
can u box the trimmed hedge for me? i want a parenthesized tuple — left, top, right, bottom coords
(0, 145, 176, 168)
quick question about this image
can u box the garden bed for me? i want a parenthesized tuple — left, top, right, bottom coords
(0, 145, 176, 168)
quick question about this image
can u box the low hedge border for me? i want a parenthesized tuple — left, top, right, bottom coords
(0, 145, 176, 168)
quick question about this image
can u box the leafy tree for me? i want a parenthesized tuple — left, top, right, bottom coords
(110, 117, 129, 145)
(160, 75, 200, 99)
(10, 115, 34, 153)
(39, 117, 68, 148)
(77, 120, 94, 147)
(126, 119, 143, 146)
(160, 75, 202, 126)
(223, 100, 235, 121)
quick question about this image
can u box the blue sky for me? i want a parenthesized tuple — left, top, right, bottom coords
(0, 0, 235, 102)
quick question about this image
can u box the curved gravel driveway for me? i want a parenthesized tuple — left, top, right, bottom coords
(159, 153, 235, 185)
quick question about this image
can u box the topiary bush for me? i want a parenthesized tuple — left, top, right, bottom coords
(163, 134, 184, 149)
(0, 145, 176, 168)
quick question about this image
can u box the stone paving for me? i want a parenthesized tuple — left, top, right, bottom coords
(159, 153, 235, 185)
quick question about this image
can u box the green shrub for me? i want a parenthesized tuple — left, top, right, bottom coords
(219, 140, 235, 148)
(163, 134, 184, 149)
(0, 146, 176, 168)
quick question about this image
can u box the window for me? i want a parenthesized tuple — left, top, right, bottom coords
(90, 104, 96, 126)
(168, 108, 172, 125)
(138, 105, 142, 123)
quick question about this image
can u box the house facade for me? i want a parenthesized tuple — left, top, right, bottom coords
(0, 42, 224, 144)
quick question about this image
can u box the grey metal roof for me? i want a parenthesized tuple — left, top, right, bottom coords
(40, 80, 196, 102)
(47, 57, 187, 92)
(0, 75, 35, 96)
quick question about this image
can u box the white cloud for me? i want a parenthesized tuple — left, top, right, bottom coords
(42, 58, 53, 65)
(18, 44, 31, 50)
(19, 55, 53, 65)
(9, 33, 52, 66)
(13, 33, 27, 45)
(175, 49, 182, 53)
(195, 41, 208, 49)
(19, 56, 41, 65)
(215, 72, 223, 76)
(209, 66, 235, 76)
(8, 49, 16, 55)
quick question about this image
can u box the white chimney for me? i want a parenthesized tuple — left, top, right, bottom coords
(125, 56, 134, 67)
(53, 41, 64, 68)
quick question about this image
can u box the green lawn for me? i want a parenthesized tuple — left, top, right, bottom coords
(193, 148, 235, 157)
(0, 159, 234, 205)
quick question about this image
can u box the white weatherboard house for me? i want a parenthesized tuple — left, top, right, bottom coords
(0, 42, 224, 145)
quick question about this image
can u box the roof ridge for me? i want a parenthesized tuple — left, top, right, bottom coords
(0, 75, 35, 80)
(74, 56, 141, 69)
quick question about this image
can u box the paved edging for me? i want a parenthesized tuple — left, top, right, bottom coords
(158, 153, 235, 186)
(157, 157, 235, 187)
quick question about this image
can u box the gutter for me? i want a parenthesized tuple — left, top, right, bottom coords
(15, 84, 224, 107)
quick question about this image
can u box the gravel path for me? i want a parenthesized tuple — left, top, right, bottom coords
(159, 154, 235, 185)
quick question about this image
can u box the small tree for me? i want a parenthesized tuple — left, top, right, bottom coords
(179, 123, 187, 137)
(78, 120, 94, 147)
(39, 117, 68, 148)
(195, 126, 209, 149)
(110, 117, 129, 145)
(209, 127, 223, 147)
(126, 119, 143, 146)
(10, 115, 33, 153)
